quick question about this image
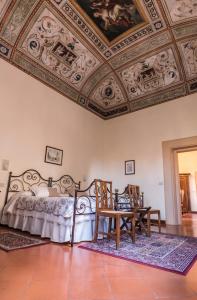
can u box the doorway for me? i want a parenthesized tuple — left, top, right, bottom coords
(162, 136, 197, 225)
(178, 151, 197, 219)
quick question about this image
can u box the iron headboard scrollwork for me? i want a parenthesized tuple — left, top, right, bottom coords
(5, 169, 49, 205)
(50, 174, 80, 194)
(5, 169, 81, 205)
(114, 187, 144, 210)
(112, 187, 131, 211)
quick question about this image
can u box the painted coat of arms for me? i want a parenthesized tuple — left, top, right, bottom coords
(73, 0, 146, 43)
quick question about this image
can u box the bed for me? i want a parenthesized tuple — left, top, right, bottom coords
(1, 169, 97, 244)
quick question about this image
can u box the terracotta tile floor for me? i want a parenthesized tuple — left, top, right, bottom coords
(0, 215, 197, 300)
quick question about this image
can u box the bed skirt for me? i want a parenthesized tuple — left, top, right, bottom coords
(1, 211, 97, 243)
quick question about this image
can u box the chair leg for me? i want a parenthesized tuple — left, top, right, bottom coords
(147, 212, 151, 237)
(116, 215, 120, 250)
(158, 211, 161, 233)
(131, 215, 136, 243)
(94, 214, 99, 242)
(107, 217, 112, 240)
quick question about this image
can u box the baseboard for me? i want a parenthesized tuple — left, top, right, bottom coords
(0, 224, 9, 228)
(149, 219, 166, 226)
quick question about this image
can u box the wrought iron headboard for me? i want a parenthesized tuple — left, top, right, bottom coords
(49, 174, 80, 194)
(5, 169, 81, 205)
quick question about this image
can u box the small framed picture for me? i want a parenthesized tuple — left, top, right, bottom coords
(2, 159, 9, 171)
(125, 160, 135, 175)
(45, 146, 63, 166)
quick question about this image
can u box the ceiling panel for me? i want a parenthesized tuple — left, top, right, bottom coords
(19, 4, 102, 90)
(90, 74, 127, 109)
(119, 47, 182, 101)
(0, 0, 196, 119)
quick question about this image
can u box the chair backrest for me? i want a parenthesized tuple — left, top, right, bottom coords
(126, 184, 143, 208)
(95, 179, 113, 211)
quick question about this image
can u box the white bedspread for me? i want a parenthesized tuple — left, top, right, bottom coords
(0, 194, 103, 243)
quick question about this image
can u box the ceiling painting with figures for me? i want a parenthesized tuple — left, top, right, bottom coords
(0, 0, 196, 119)
(72, 0, 147, 44)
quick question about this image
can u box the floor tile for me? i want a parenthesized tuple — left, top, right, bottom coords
(0, 214, 197, 300)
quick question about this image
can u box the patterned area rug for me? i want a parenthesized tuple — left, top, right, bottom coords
(0, 231, 49, 251)
(79, 233, 197, 275)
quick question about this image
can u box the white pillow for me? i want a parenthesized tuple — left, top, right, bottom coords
(59, 193, 70, 197)
(11, 191, 32, 198)
(31, 186, 49, 197)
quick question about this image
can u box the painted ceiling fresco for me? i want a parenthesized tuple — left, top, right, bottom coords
(0, 0, 196, 119)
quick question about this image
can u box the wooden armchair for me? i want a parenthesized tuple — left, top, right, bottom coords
(94, 179, 136, 249)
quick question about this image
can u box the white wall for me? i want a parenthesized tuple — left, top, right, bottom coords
(102, 94, 197, 220)
(0, 59, 104, 210)
(178, 151, 197, 211)
(1, 58, 197, 222)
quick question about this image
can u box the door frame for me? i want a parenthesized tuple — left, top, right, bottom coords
(162, 136, 197, 225)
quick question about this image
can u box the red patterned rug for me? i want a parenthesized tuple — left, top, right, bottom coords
(0, 231, 49, 251)
(79, 232, 197, 275)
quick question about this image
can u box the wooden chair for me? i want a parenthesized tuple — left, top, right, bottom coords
(94, 179, 136, 249)
(126, 184, 161, 233)
(116, 200, 151, 237)
(126, 184, 143, 208)
(147, 209, 161, 233)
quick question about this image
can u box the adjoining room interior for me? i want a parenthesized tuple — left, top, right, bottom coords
(178, 150, 197, 235)
(0, 0, 197, 299)
(178, 150, 197, 215)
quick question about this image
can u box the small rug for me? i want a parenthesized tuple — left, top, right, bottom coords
(79, 233, 197, 275)
(0, 231, 49, 251)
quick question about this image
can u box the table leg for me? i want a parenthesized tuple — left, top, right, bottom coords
(131, 214, 135, 243)
(108, 217, 112, 240)
(147, 212, 151, 237)
(116, 215, 120, 249)
(158, 211, 161, 233)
